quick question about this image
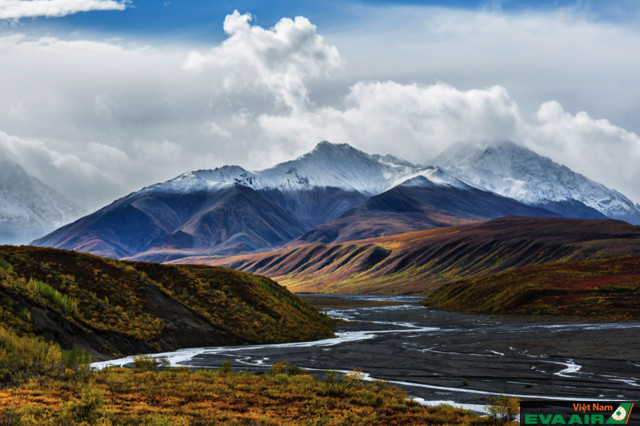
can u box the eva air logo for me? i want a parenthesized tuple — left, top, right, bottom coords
(606, 403, 634, 424)
(522, 401, 635, 425)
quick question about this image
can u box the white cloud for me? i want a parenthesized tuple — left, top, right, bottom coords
(526, 101, 640, 201)
(259, 82, 522, 161)
(0, 0, 128, 20)
(257, 80, 640, 204)
(183, 10, 343, 112)
(328, 5, 640, 135)
(0, 130, 124, 208)
(1, 7, 640, 215)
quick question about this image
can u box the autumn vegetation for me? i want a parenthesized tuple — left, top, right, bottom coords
(0, 245, 333, 361)
(424, 255, 640, 320)
(0, 348, 512, 425)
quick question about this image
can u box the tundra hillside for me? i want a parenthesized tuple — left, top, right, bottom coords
(424, 255, 640, 320)
(0, 245, 333, 362)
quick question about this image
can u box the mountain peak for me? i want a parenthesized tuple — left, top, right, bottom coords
(256, 141, 417, 194)
(304, 141, 365, 160)
(312, 140, 353, 150)
(432, 141, 640, 223)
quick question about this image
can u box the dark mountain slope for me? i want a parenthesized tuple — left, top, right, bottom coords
(33, 184, 307, 259)
(293, 178, 557, 245)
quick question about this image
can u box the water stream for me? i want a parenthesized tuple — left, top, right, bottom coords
(92, 295, 640, 409)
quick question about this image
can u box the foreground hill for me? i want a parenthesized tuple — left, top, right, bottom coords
(0, 246, 333, 361)
(185, 217, 640, 294)
(424, 255, 640, 320)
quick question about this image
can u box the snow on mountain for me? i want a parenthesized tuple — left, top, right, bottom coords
(140, 140, 640, 224)
(0, 159, 81, 244)
(258, 142, 417, 193)
(431, 141, 640, 224)
(391, 167, 470, 190)
(145, 141, 420, 195)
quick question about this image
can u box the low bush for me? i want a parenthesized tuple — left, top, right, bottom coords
(486, 394, 520, 423)
(27, 278, 78, 318)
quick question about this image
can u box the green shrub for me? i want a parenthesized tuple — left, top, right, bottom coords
(59, 386, 111, 424)
(0, 327, 90, 382)
(324, 370, 339, 384)
(270, 360, 289, 375)
(27, 278, 78, 318)
(287, 363, 303, 376)
(269, 360, 303, 376)
(219, 359, 233, 374)
(0, 257, 13, 273)
(63, 347, 92, 369)
(133, 354, 157, 371)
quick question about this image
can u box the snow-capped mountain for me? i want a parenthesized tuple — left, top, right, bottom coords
(258, 142, 416, 194)
(145, 141, 417, 195)
(31, 142, 506, 259)
(432, 141, 640, 224)
(33, 140, 640, 260)
(0, 159, 81, 244)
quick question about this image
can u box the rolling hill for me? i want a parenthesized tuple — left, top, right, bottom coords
(423, 254, 640, 320)
(180, 217, 640, 294)
(0, 245, 333, 361)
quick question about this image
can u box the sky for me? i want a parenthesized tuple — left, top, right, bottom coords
(1, 0, 640, 211)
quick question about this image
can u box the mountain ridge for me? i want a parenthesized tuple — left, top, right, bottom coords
(32, 141, 640, 259)
(0, 245, 333, 361)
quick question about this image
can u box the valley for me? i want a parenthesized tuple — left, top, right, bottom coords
(6, 142, 640, 424)
(5, 2, 640, 423)
(94, 295, 640, 417)
(0, 246, 504, 424)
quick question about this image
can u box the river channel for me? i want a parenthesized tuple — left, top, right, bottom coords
(92, 295, 640, 411)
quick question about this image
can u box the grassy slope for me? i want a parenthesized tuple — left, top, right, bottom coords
(0, 245, 333, 361)
(176, 217, 640, 295)
(424, 255, 640, 320)
(0, 365, 507, 425)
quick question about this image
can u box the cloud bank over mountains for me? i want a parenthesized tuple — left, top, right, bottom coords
(1, 7, 640, 209)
